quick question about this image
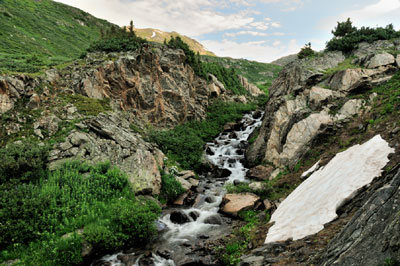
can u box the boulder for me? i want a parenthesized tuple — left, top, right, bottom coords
(221, 193, 260, 216)
(279, 110, 333, 167)
(309, 86, 337, 106)
(396, 54, 400, 68)
(247, 165, 274, 181)
(176, 176, 192, 191)
(366, 52, 395, 68)
(249, 182, 265, 191)
(335, 99, 365, 121)
(204, 215, 223, 225)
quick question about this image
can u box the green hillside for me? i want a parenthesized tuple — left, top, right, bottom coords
(0, 0, 113, 74)
(202, 55, 282, 90)
(134, 28, 215, 56)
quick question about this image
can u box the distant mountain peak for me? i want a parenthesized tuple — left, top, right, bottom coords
(131, 27, 216, 56)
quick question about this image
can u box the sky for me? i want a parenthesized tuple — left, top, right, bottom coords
(56, 0, 400, 63)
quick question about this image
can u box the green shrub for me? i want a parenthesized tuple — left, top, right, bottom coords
(327, 23, 400, 53)
(0, 161, 161, 264)
(0, 142, 49, 183)
(160, 172, 185, 203)
(298, 42, 316, 59)
(331, 18, 357, 37)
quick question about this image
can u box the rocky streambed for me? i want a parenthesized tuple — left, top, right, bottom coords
(93, 110, 264, 266)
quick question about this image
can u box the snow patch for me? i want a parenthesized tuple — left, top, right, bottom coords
(151, 31, 156, 38)
(265, 135, 394, 243)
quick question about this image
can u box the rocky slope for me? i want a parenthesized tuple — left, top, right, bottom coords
(247, 40, 400, 169)
(239, 39, 400, 265)
(0, 43, 259, 196)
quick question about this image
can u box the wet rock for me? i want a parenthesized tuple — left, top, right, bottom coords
(223, 122, 236, 132)
(252, 110, 263, 119)
(247, 165, 274, 181)
(156, 249, 172, 260)
(189, 211, 200, 221)
(204, 215, 223, 225)
(92, 260, 112, 266)
(155, 221, 168, 234)
(220, 193, 261, 216)
(117, 254, 137, 266)
(173, 192, 189, 206)
(233, 180, 241, 185)
(219, 168, 232, 178)
(188, 178, 199, 187)
(205, 146, 214, 156)
(170, 211, 190, 224)
(176, 176, 192, 191)
(205, 196, 215, 203)
(138, 256, 155, 266)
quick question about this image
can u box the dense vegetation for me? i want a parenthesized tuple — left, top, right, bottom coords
(167, 36, 248, 95)
(0, 0, 112, 73)
(326, 19, 400, 52)
(0, 143, 161, 265)
(202, 55, 282, 93)
(86, 24, 147, 54)
(149, 101, 258, 171)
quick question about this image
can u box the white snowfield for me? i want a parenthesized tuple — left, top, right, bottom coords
(265, 135, 394, 244)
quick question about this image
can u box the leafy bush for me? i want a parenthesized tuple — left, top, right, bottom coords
(327, 22, 400, 53)
(298, 42, 316, 59)
(0, 142, 49, 183)
(159, 171, 185, 203)
(0, 161, 161, 264)
(149, 101, 256, 170)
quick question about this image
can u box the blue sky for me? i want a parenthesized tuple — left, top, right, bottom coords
(56, 0, 400, 62)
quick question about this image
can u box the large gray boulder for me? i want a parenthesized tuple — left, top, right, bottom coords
(366, 52, 395, 69)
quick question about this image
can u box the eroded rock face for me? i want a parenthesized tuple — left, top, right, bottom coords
(49, 113, 164, 195)
(220, 193, 260, 216)
(238, 75, 263, 96)
(60, 46, 226, 127)
(318, 167, 400, 266)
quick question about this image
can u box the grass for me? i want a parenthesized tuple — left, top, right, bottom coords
(0, 0, 113, 74)
(323, 57, 360, 77)
(60, 94, 112, 116)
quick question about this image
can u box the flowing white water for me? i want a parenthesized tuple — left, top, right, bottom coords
(97, 111, 263, 266)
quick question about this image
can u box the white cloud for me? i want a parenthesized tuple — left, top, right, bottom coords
(202, 38, 301, 62)
(271, 22, 282, 28)
(321, 0, 400, 31)
(56, 0, 255, 37)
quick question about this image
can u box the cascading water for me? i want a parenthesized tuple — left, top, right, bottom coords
(96, 111, 263, 266)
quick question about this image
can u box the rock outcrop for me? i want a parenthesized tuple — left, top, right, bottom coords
(318, 166, 400, 266)
(238, 75, 263, 96)
(59, 45, 228, 127)
(246, 40, 399, 169)
(49, 113, 165, 195)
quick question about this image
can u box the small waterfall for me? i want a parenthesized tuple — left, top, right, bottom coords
(96, 111, 263, 266)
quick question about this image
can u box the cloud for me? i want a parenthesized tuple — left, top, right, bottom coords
(56, 0, 256, 36)
(202, 38, 301, 62)
(259, 0, 304, 11)
(320, 0, 400, 31)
